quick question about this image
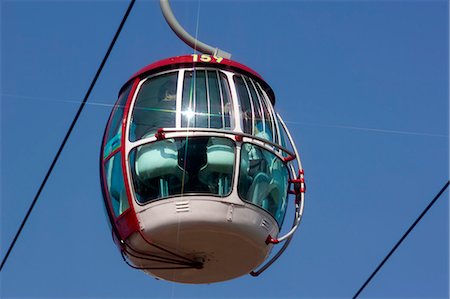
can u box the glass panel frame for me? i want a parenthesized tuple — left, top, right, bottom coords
(234, 75, 254, 135)
(244, 76, 264, 135)
(219, 72, 234, 129)
(238, 142, 290, 225)
(207, 70, 222, 129)
(130, 71, 179, 142)
(104, 152, 130, 217)
(103, 83, 133, 159)
(130, 136, 236, 204)
(181, 69, 234, 130)
(254, 80, 278, 144)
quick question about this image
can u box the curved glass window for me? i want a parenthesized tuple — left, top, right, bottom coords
(104, 152, 130, 217)
(277, 117, 290, 157)
(130, 137, 235, 204)
(130, 72, 178, 141)
(234, 75, 253, 135)
(234, 75, 278, 144)
(254, 81, 276, 143)
(182, 70, 233, 129)
(103, 83, 132, 158)
(238, 143, 289, 225)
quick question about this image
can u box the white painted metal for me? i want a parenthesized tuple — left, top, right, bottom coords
(126, 196, 278, 283)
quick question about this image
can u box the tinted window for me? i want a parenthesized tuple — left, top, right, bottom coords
(208, 70, 223, 129)
(220, 73, 233, 129)
(182, 70, 233, 130)
(234, 75, 253, 134)
(256, 82, 277, 144)
(130, 137, 235, 203)
(130, 72, 178, 141)
(103, 83, 132, 159)
(234, 75, 279, 144)
(104, 152, 130, 217)
(238, 143, 289, 225)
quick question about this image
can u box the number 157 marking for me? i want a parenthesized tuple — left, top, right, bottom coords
(192, 54, 223, 63)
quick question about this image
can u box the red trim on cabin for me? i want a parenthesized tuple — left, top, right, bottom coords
(120, 55, 276, 105)
(289, 178, 305, 184)
(265, 235, 279, 245)
(101, 91, 126, 244)
(155, 128, 166, 140)
(288, 190, 299, 195)
(104, 147, 121, 162)
(101, 151, 139, 241)
(115, 208, 140, 240)
(101, 160, 116, 218)
(130, 55, 264, 82)
(283, 155, 296, 163)
(116, 78, 141, 239)
(102, 88, 124, 155)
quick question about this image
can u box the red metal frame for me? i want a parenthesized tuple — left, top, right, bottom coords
(100, 83, 128, 244)
(104, 147, 121, 162)
(120, 55, 275, 104)
(100, 78, 141, 242)
(130, 55, 264, 82)
(118, 78, 141, 240)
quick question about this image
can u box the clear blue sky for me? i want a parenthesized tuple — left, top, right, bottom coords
(1, 0, 449, 298)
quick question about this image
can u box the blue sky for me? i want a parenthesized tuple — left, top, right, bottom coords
(1, 0, 449, 298)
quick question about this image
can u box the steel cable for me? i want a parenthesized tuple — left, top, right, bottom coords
(353, 180, 449, 298)
(0, 0, 136, 272)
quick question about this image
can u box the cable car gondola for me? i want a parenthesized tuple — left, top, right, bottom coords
(100, 0, 305, 284)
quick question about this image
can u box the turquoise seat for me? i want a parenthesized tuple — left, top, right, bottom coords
(198, 138, 234, 196)
(244, 144, 285, 223)
(246, 173, 278, 208)
(135, 140, 187, 198)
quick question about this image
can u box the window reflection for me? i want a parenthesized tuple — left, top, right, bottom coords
(104, 153, 130, 217)
(234, 75, 279, 144)
(238, 143, 289, 225)
(182, 70, 233, 129)
(130, 137, 235, 204)
(130, 72, 178, 141)
(234, 75, 253, 135)
(103, 83, 132, 158)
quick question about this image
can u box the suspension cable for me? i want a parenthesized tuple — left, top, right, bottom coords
(0, 0, 136, 272)
(353, 180, 450, 298)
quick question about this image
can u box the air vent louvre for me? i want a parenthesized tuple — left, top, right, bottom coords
(260, 218, 272, 231)
(175, 200, 190, 213)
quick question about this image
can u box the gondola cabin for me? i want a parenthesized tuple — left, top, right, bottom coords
(100, 54, 305, 283)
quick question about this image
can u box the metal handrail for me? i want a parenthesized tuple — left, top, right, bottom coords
(250, 113, 306, 276)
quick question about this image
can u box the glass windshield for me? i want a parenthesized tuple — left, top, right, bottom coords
(104, 152, 130, 217)
(238, 143, 289, 225)
(234, 74, 279, 144)
(234, 75, 253, 135)
(130, 137, 235, 204)
(130, 72, 178, 141)
(103, 83, 132, 159)
(181, 70, 233, 129)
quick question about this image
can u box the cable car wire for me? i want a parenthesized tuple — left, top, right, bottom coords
(121, 252, 199, 270)
(123, 246, 196, 266)
(353, 180, 450, 298)
(0, 0, 136, 272)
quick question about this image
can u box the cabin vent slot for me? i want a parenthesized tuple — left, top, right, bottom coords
(175, 201, 190, 213)
(260, 219, 271, 231)
(226, 204, 234, 222)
